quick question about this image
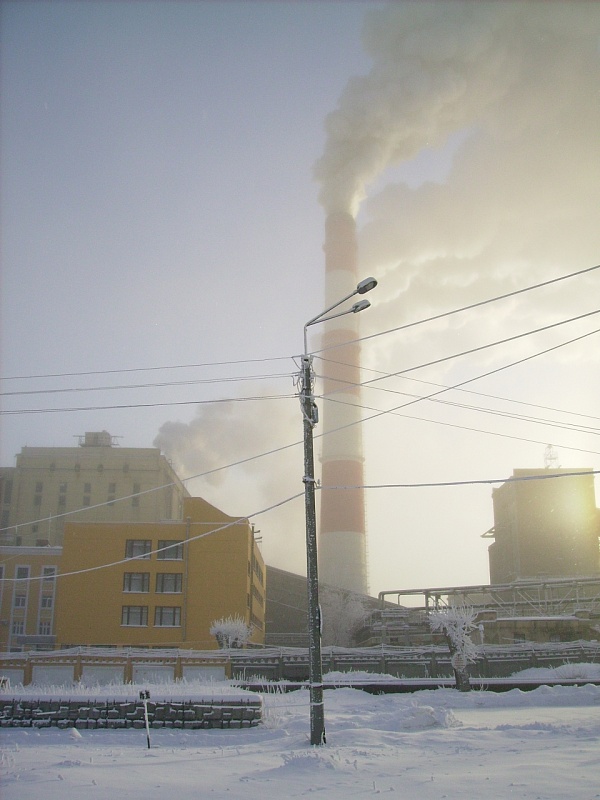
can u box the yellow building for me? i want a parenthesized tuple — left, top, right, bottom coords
(54, 496, 265, 650)
(0, 546, 62, 652)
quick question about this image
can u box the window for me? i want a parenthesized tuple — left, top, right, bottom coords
(132, 483, 141, 508)
(58, 482, 67, 505)
(156, 573, 182, 593)
(154, 606, 181, 627)
(3, 479, 13, 503)
(35, 482, 43, 494)
(39, 621, 52, 635)
(84, 483, 92, 493)
(121, 606, 148, 626)
(16, 566, 29, 580)
(157, 540, 183, 560)
(125, 539, 152, 559)
(42, 567, 56, 582)
(83, 483, 91, 507)
(108, 482, 116, 506)
(13, 594, 26, 608)
(123, 572, 150, 592)
(12, 620, 24, 635)
(33, 494, 42, 507)
(40, 596, 53, 609)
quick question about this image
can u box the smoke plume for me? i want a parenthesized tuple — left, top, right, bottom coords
(315, 1, 600, 217)
(154, 395, 308, 573)
(315, 1, 600, 373)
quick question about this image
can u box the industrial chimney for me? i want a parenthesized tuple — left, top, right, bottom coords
(318, 212, 368, 595)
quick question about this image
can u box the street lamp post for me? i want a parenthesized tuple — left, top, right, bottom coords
(300, 276, 377, 746)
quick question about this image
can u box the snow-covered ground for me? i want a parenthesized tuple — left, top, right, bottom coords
(2, 667, 600, 799)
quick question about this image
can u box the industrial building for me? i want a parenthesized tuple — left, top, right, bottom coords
(0, 431, 190, 547)
(485, 468, 600, 583)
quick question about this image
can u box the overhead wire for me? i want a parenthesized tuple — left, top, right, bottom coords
(312, 323, 600, 452)
(320, 469, 600, 491)
(344, 363, 600, 426)
(3, 260, 597, 384)
(1, 355, 292, 382)
(5, 316, 599, 538)
(0, 393, 297, 415)
(309, 261, 600, 355)
(3, 264, 598, 537)
(315, 312, 600, 388)
(0, 371, 296, 397)
(1, 490, 305, 584)
(6, 468, 599, 586)
(3, 311, 597, 416)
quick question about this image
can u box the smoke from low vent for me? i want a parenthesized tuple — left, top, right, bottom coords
(153, 397, 307, 574)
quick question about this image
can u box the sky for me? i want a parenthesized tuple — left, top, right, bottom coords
(1, 1, 599, 597)
(2, 674, 600, 799)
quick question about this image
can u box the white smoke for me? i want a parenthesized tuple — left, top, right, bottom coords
(154, 394, 308, 574)
(154, 2, 600, 592)
(314, 1, 600, 593)
(314, 1, 600, 374)
(315, 1, 600, 218)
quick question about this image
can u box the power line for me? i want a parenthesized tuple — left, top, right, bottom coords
(4, 262, 597, 383)
(1, 491, 305, 584)
(0, 393, 296, 416)
(310, 262, 600, 355)
(320, 469, 600, 491)
(3, 321, 599, 533)
(350, 362, 600, 426)
(1, 355, 292, 382)
(5, 469, 598, 585)
(323, 394, 600, 457)
(316, 312, 600, 388)
(4, 312, 597, 417)
(313, 324, 600, 451)
(0, 371, 295, 398)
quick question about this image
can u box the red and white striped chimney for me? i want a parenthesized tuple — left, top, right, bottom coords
(318, 211, 368, 595)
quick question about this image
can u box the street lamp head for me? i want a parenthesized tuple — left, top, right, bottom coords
(351, 298, 371, 314)
(356, 277, 378, 295)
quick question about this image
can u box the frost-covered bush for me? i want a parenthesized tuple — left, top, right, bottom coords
(210, 615, 253, 648)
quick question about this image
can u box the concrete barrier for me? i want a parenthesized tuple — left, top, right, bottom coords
(0, 696, 262, 729)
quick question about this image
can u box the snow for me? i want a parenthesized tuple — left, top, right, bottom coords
(2, 668, 600, 799)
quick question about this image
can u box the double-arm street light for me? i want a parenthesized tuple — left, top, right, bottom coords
(300, 276, 378, 746)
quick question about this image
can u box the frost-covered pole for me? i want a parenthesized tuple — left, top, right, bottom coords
(140, 690, 151, 748)
(301, 278, 377, 745)
(300, 353, 325, 746)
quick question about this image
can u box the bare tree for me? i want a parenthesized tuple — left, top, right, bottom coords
(429, 605, 479, 692)
(210, 615, 253, 649)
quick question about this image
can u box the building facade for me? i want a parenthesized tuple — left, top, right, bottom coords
(54, 496, 265, 650)
(0, 547, 62, 652)
(0, 431, 190, 547)
(486, 468, 600, 584)
(0, 497, 265, 652)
